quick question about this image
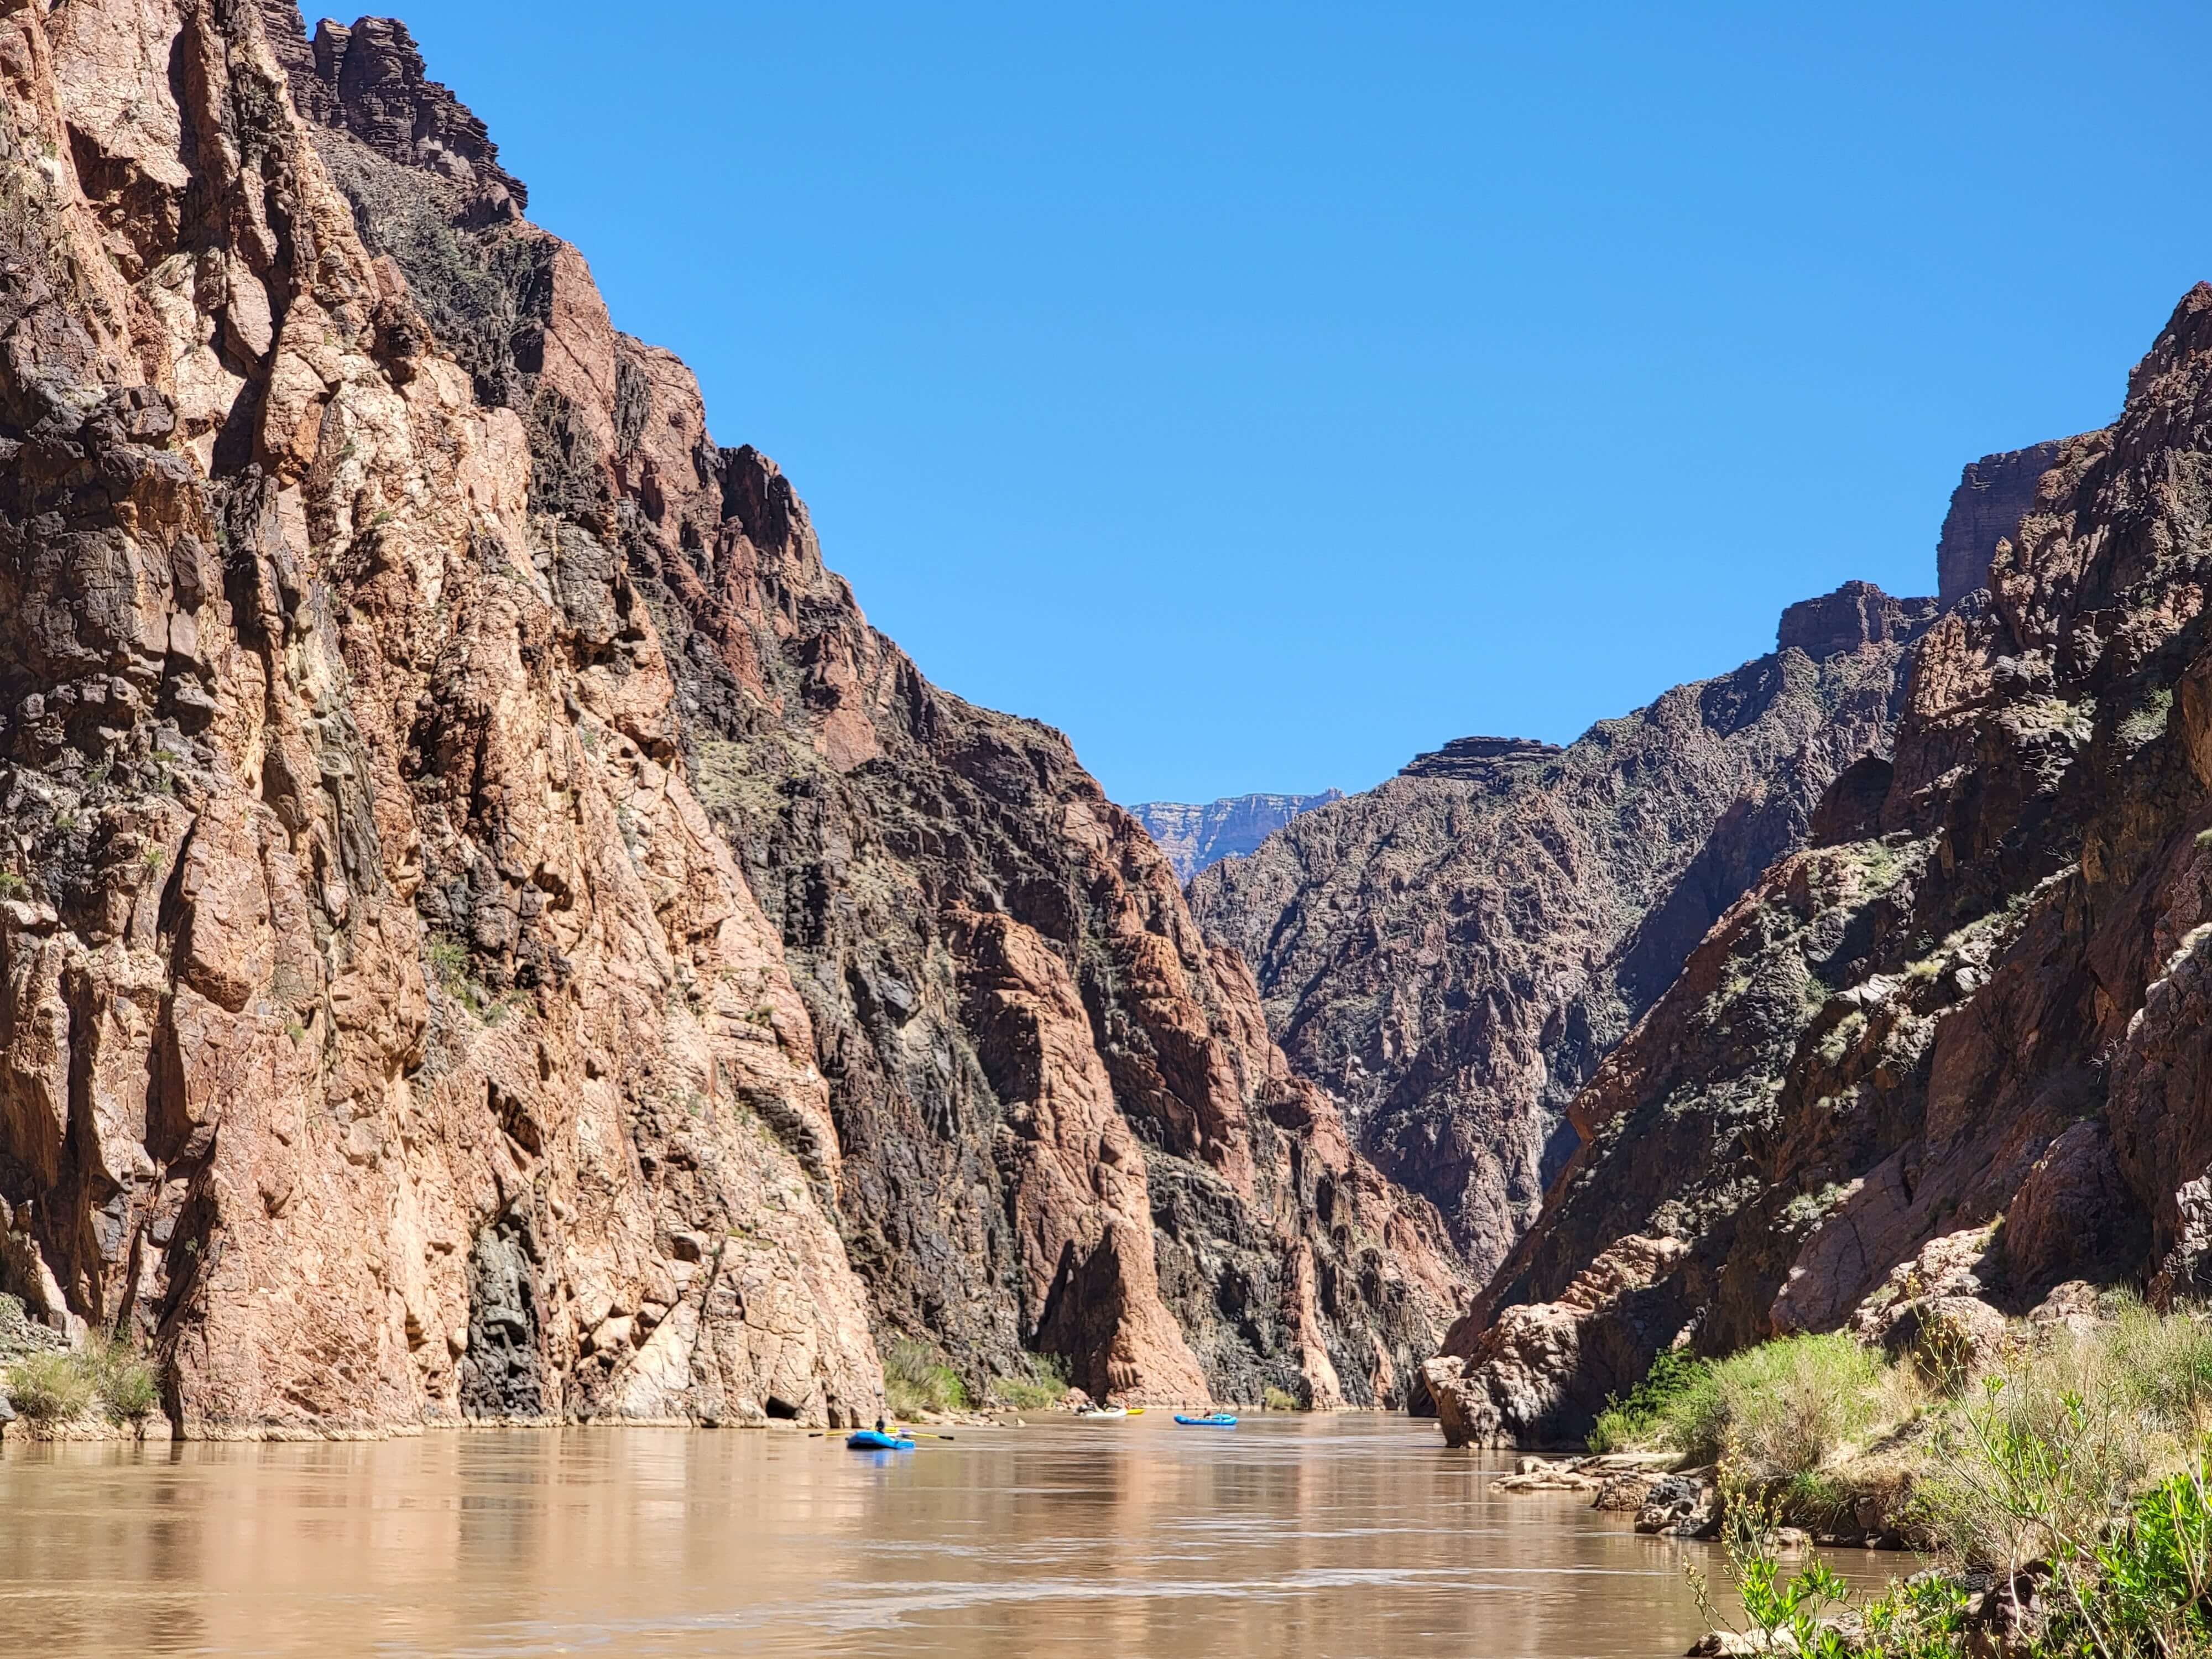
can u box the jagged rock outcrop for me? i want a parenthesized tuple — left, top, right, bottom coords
(219, 7, 1468, 1409)
(1398, 736, 1563, 782)
(0, 0, 884, 1433)
(1434, 287, 2212, 1446)
(1129, 791, 1343, 881)
(1936, 441, 2065, 606)
(1188, 583, 1936, 1281)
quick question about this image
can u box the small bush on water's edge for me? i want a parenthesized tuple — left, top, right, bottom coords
(991, 1353, 1069, 1411)
(881, 1337, 970, 1416)
(1262, 1386, 1302, 1412)
(1588, 1347, 1710, 1453)
(4, 1332, 160, 1425)
(4, 1350, 94, 1421)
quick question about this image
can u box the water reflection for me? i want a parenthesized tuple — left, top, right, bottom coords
(1, 1416, 1789, 1657)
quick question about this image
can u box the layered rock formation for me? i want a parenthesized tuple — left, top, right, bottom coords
(1431, 288, 2212, 1446)
(0, 1, 1464, 1426)
(1937, 441, 2065, 606)
(1129, 791, 1343, 881)
(1189, 583, 1936, 1281)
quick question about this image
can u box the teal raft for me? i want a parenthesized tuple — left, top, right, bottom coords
(1173, 1413, 1239, 1427)
(847, 1429, 916, 1450)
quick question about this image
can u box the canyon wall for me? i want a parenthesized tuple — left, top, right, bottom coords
(1188, 584, 1936, 1283)
(0, 0, 885, 1433)
(1129, 791, 1344, 881)
(0, 1, 1464, 1428)
(1430, 289, 2212, 1446)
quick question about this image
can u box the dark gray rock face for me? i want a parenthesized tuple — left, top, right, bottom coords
(1129, 792, 1344, 880)
(460, 1215, 546, 1418)
(1936, 442, 2064, 604)
(1187, 586, 1934, 1280)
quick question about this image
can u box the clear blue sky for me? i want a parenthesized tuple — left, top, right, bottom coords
(374, 2, 2209, 805)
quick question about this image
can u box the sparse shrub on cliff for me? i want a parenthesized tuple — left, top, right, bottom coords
(5, 1350, 93, 1421)
(1587, 1347, 1710, 1453)
(883, 1337, 970, 1416)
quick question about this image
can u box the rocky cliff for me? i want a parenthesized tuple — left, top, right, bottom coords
(1428, 288, 2212, 1447)
(1936, 441, 2065, 606)
(1129, 791, 1344, 881)
(1188, 584, 1936, 1284)
(0, 0, 1463, 1429)
(0, 0, 885, 1433)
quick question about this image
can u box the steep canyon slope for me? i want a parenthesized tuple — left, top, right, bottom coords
(0, 0, 884, 1432)
(1190, 584, 1939, 1283)
(1430, 291, 2212, 1446)
(0, 0, 1464, 1430)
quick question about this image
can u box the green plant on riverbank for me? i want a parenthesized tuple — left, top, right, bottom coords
(5, 1349, 94, 1420)
(882, 1337, 970, 1416)
(1589, 1347, 1710, 1453)
(1262, 1386, 1302, 1412)
(1705, 1459, 2212, 1656)
(991, 1352, 1070, 1411)
(3, 1331, 156, 1424)
(1672, 1303, 2212, 1653)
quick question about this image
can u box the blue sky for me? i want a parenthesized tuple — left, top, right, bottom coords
(374, 2, 2210, 804)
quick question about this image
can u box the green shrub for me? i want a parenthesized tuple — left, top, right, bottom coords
(6, 1350, 93, 1421)
(1587, 1346, 1710, 1452)
(882, 1337, 969, 1416)
(1659, 1332, 1881, 1477)
(2103, 1296, 2212, 1430)
(86, 1334, 159, 1422)
(1261, 1385, 1302, 1412)
(991, 1352, 1069, 1411)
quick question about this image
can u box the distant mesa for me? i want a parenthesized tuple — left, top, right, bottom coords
(1130, 792, 1345, 880)
(1397, 735, 1564, 782)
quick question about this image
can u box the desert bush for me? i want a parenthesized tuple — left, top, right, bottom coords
(2103, 1296, 2212, 1432)
(992, 1352, 1069, 1411)
(1658, 1333, 1883, 1477)
(1587, 1347, 1710, 1452)
(882, 1337, 969, 1416)
(6, 1350, 93, 1421)
(85, 1333, 159, 1422)
(1262, 1385, 1302, 1412)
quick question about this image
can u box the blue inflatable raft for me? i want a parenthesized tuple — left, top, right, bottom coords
(847, 1429, 916, 1450)
(1172, 1413, 1239, 1427)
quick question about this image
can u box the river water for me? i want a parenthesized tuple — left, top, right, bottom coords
(2, 1415, 1796, 1657)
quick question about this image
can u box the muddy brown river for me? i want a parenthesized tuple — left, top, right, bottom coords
(0, 1413, 1845, 1657)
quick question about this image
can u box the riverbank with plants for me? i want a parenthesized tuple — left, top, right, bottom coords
(1579, 1297, 2212, 1655)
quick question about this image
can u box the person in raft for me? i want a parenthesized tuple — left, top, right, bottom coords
(875, 1417, 886, 1434)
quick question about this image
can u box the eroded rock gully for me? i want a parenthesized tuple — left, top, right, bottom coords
(0, 1, 1464, 1432)
(1190, 582, 1937, 1283)
(1429, 287, 2212, 1446)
